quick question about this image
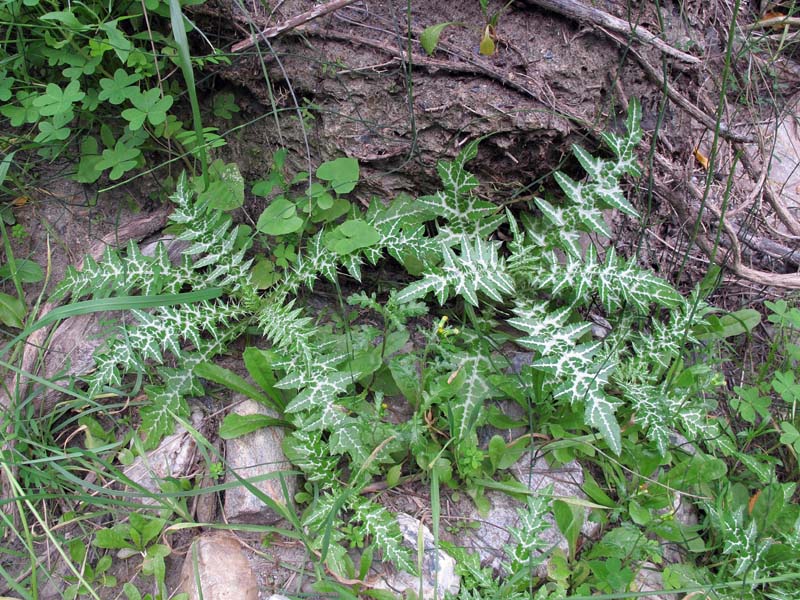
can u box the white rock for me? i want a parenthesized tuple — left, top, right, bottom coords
(123, 410, 204, 503)
(631, 562, 678, 600)
(178, 532, 258, 600)
(372, 513, 460, 599)
(454, 451, 601, 573)
(224, 397, 296, 524)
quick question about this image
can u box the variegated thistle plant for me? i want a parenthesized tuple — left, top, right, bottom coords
(54, 99, 718, 573)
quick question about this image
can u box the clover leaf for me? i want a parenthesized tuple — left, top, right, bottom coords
(324, 219, 380, 255)
(98, 69, 141, 105)
(0, 70, 13, 102)
(212, 92, 239, 119)
(121, 88, 173, 130)
(32, 80, 85, 117)
(34, 112, 73, 143)
(316, 157, 359, 194)
(96, 140, 141, 180)
(0, 91, 39, 126)
(256, 197, 304, 236)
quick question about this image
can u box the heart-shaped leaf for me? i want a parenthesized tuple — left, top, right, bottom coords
(256, 197, 303, 236)
(316, 157, 359, 194)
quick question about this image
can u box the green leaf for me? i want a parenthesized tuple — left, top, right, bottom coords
(122, 88, 174, 130)
(98, 69, 141, 105)
(420, 22, 458, 55)
(553, 499, 583, 560)
(1, 91, 40, 126)
(212, 92, 239, 119)
(386, 464, 402, 488)
(219, 413, 285, 439)
(94, 526, 133, 550)
(100, 20, 133, 62)
(198, 160, 244, 210)
(39, 10, 89, 30)
(316, 157, 359, 194)
(74, 137, 104, 184)
(243, 347, 285, 410)
(479, 26, 496, 55)
(780, 422, 800, 450)
(0, 292, 25, 328)
(195, 362, 275, 408)
(96, 141, 142, 180)
(0, 70, 13, 102)
(123, 582, 142, 600)
(34, 112, 72, 143)
(0, 259, 43, 283)
(324, 219, 381, 255)
(32, 80, 84, 116)
(256, 197, 304, 236)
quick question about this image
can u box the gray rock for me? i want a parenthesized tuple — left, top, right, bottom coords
(123, 410, 205, 503)
(223, 397, 296, 524)
(178, 532, 258, 600)
(631, 562, 678, 600)
(373, 513, 460, 600)
(455, 451, 601, 573)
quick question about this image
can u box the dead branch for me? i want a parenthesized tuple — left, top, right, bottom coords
(735, 143, 800, 237)
(231, 0, 360, 52)
(603, 30, 753, 143)
(653, 155, 800, 289)
(519, 0, 702, 65)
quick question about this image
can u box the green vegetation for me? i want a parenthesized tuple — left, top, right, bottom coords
(1, 1, 799, 599)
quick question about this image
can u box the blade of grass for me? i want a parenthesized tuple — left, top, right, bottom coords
(169, 0, 208, 186)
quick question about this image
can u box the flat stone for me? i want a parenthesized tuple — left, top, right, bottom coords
(123, 410, 204, 504)
(373, 513, 460, 600)
(454, 451, 601, 573)
(178, 532, 258, 600)
(223, 397, 296, 524)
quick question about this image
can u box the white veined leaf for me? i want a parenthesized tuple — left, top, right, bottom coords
(283, 371, 352, 414)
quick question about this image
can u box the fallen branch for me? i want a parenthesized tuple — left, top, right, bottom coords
(604, 31, 753, 143)
(653, 156, 800, 289)
(231, 0, 360, 52)
(520, 0, 702, 65)
(735, 143, 800, 237)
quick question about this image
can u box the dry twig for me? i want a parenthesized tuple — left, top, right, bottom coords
(231, 0, 360, 52)
(520, 0, 702, 65)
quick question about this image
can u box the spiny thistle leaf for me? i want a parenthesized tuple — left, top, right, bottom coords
(352, 498, 415, 574)
(617, 381, 676, 455)
(417, 140, 506, 237)
(283, 430, 340, 487)
(396, 236, 514, 306)
(502, 486, 553, 573)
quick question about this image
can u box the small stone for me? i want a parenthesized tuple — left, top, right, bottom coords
(631, 562, 677, 600)
(373, 513, 460, 599)
(178, 532, 258, 600)
(224, 397, 297, 524)
(123, 410, 204, 504)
